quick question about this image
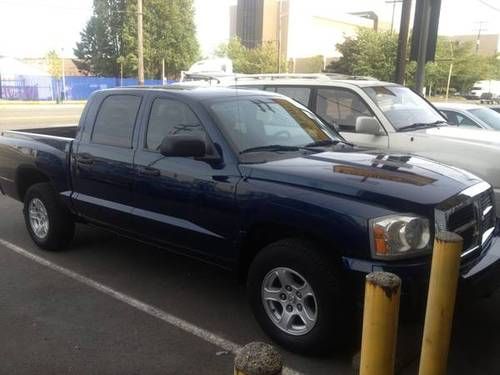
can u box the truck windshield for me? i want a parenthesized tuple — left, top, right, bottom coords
(363, 86, 445, 131)
(207, 96, 340, 153)
(469, 108, 500, 130)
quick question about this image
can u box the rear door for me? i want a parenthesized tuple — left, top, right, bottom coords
(314, 87, 390, 149)
(71, 93, 143, 230)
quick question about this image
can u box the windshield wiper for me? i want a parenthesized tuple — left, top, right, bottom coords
(398, 120, 447, 131)
(239, 144, 301, 154)
(303, 139, 354, 148)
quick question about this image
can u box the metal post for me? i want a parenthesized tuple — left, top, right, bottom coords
(137, 0, 144, 85)
(61, 48, 66, 102)
(445, 63, 453, 101)
(395, 0, 412, 84)
(418, 232, 463, 375)
(415, 0, 431, 94)
(359, 272, 401, 375)
(162, 58, 165, 85)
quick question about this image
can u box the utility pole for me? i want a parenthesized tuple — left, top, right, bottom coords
(277, 0, 282, 73)
(394, 0, 412, 84)
(415, 0, 431, 94)
(137, 0, 144, 85)
(386, 0, 403, 34)
(474, 21, 487, 54)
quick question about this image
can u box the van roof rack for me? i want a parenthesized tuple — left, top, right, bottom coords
(180, 72, 378, 83)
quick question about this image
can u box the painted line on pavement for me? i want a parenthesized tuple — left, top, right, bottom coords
(0, 237, 302, 375)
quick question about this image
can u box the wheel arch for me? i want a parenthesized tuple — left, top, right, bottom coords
(16, 166, 51, 202)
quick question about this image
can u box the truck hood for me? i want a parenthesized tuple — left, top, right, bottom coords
(240, 151, 483, 208)
(414, 126, 500, 146)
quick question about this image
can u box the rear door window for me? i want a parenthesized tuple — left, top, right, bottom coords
(92, 95, 141, 148)
(275, 86, 311, 106)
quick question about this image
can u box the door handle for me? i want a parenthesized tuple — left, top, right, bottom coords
(76, 153, 94, 165)
(138, 167, 160, 176)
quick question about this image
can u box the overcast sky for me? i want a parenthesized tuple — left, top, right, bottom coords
(0, 0, 499, 58)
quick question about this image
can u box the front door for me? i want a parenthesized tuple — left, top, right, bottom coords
(132, 95, 240, 264)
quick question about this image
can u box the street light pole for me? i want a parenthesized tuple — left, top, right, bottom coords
(137, 0, 144, 85)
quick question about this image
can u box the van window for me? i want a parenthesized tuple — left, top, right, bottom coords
(92, 95, 141, 147)
(146, 98, 205, 151)
(275, 87, 311, 106)
(316, 88, 371, 132)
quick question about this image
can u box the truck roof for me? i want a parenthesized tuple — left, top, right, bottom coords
(95, 86, 282, 101)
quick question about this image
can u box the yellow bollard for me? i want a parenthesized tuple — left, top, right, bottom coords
(360, 272, 401, 375)
(419, 231, 463, 375)
(234, 342, 282, 375)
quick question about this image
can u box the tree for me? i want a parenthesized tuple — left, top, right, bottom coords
(45, 50, 62, 79)
(215, 37, 286, 74)
(326, 28, 500, 94)
(75, 0, 200, 78)
(74, 0, 127, 76)
(326, 29, 398, 82)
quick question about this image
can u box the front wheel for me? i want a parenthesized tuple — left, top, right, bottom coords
(247, 238, 349, 355)
(23, 183, 75, 251)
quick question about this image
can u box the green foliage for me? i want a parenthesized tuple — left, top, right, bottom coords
(215, 37, 286, 74)
(45, 50, 62, 79)
(74, 0, 200, 78)
(326, 29, 398, 82)
(326, 28, 500, 94)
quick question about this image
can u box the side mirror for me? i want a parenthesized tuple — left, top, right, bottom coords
(160, 135, 206, 157)
(355, 116, 383, 135)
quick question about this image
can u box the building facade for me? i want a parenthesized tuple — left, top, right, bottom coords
(230, 0, 380, 72)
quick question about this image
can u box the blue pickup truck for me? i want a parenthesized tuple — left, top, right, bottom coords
(0, 87, 499, 353)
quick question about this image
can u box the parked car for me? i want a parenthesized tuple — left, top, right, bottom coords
(434, 102, 500, 130)
(186, 74, 500, 215)
(489, 105, 500, 114)
(1, 87, 500, 354)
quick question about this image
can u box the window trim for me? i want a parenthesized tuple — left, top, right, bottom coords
(90, 94, 143, 149)
(314, 86, 382, 135)
(142, 95, 214, 154)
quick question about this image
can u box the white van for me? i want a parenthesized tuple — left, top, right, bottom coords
(468, 80, 500, 101)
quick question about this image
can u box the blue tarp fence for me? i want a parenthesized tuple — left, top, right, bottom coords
(0, 76, 175, 101)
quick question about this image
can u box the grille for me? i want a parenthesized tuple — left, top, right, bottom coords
(436, 183, 496, 257)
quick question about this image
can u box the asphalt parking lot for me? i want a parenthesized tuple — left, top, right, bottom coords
(3, 191, 500, 374)
(2, 110, 500, 374)
(0, 103, 84, 130)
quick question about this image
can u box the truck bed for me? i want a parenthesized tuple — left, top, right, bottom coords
(0, 126, 76, 201)
(4, 126, 78, 139)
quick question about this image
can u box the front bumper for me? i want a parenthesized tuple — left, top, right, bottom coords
(342, 229, 500, 302)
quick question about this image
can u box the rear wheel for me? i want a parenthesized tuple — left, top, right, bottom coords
(23, 183, 75, 251)
(247, 238, 349, 355)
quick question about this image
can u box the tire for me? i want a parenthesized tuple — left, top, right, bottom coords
(247, 238, 349, 355)
(23, 183, 75, 251)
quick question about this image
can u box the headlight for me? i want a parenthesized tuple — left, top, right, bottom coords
(369, 215, 431, 259)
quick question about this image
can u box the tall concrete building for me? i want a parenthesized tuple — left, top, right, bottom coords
(229, 0, 381, 72)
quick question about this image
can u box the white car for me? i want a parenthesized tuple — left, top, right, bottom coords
(180, 74, 500, 214)
(435, 102, 500, 131)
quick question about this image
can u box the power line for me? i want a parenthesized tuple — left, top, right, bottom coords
(478, 0, 500, 12)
